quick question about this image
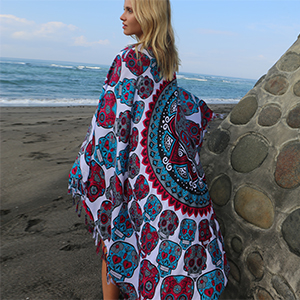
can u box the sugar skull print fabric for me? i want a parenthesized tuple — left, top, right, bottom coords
(69, 45, 229, 299)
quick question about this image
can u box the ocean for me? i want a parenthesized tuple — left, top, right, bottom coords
(0, 57, 257, 107)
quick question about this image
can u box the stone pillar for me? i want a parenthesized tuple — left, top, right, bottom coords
(202, 36, 300, 300)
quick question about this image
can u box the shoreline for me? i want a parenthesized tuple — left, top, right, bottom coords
(0, 104, 235, 299)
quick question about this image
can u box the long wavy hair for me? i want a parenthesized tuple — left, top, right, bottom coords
(131, 0, 180, 81)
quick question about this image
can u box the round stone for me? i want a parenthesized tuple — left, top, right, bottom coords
(271, 275, 296, 300)
(258, 105, 281, 127)
(246, 251, 264, 280)
(231, 133, 269, 173)
(294, 80, 300, 97)
(264, 75, 289, 95)
(210, 174, 231, 206)
(231, 236, 243, 254)
(275, 141, 300, 189)
(277, 52, 300, 72)
(230, 95, 258, 125)
(281, 209, 300, 257)
(207, 129, 230, 154)
(255, 288, 274, 300)
(228, 260, 240, 283)
(287, 104, 300, 128)
(234, 186, 274, 229)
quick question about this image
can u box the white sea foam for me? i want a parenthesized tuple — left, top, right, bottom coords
(177, 75, 207, 82)
(50, 64, 74, 69)
(0, 98, 99, 107)
(76, 65, 101, 70)
(85, 66, 101, 70)
(0, 61, 26, 65)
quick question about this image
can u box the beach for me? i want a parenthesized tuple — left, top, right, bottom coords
(0, 104, 235, 300)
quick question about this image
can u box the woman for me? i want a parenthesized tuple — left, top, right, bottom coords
(69, 0, 229, 299)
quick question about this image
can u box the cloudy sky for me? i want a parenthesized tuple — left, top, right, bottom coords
(1, 0, 299, 79)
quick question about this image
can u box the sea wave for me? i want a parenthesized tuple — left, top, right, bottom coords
(0, 98, 99, 107)
(85, 66, 101, 70)
(50, 64, 74, 69)
(76, 65, 101, 70)
(49, 64, 102, 71)
(177, 75, 207, 82)
(0, 60, 26, 65)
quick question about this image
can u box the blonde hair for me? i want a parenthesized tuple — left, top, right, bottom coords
(131, 0, 180, 81)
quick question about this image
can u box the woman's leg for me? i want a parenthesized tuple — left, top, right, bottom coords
(101, 241, 120, 300)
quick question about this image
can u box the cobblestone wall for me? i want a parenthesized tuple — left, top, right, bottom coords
(202, 36, 300, 300)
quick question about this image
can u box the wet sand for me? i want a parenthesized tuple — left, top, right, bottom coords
(0, 104, 235, 300)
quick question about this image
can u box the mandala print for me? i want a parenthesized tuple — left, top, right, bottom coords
(141, 81, 212, 217)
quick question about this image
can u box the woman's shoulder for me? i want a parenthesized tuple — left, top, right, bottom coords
(113, 45, 157, 77)
(118, 44, 154, 59)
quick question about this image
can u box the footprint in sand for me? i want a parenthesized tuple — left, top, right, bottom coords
(59, 243, 82, 251)
(25, 218, 44, 233)
(23, 133, 48, 144)
(27, 152, 51, 160)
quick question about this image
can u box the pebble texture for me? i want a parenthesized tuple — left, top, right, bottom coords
(258, 104, 281, 127)
(281, 209, 300, 256)
(231, 134, 269, 173)
(234, 186, 274, 229)
(246, 251, 264, 280)
(209, 174, 231, 206)
(201, 36, 300, 299)
(255, 288, 274, 300)
(230, 96, 258, 125)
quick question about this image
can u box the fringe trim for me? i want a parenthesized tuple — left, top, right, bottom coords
(72, 193, 95, 236)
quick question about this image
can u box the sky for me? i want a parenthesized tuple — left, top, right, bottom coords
(0, 0, 299, 79)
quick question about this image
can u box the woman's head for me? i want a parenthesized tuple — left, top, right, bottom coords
(120, 0, 143, 39)
(121, 0, 179, 81)
(131, 0, 171, 42)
